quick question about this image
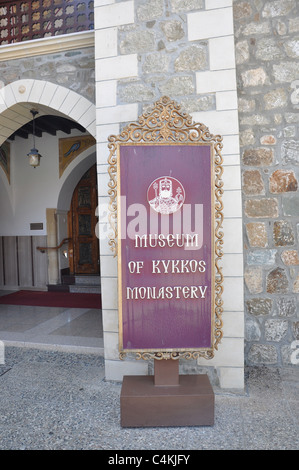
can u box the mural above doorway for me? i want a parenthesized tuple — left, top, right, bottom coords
(59, 135, 95, 177)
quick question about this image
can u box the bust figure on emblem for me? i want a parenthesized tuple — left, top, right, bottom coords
(147, 176, 185, 215)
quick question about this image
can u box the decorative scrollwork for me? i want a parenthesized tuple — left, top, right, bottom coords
(107, 96, 224, 361)
(120, 350, 217, 361)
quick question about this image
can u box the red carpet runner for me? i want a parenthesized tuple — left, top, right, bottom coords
(0, 290, 101, 309)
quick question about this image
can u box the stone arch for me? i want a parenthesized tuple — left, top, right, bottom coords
(0, 79, 96, 148)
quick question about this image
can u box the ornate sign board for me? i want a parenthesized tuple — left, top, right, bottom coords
(107, 97, 224, 362)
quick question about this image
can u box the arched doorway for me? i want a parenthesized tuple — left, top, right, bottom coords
(0, 80, 97, 290)
(68, 164, 99, 276)
(0, 81, 102, 352)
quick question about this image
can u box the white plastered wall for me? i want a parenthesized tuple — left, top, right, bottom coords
(95, 0, 244, 388)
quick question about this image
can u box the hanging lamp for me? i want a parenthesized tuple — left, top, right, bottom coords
(27, 110, 42, 168)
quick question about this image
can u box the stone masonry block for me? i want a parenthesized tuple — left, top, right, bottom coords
(282, 194, 299, 216)
(266, 267, 289, 294)
(277, 297, 296, 317)
(247, 249, 276, 266)
(265, 319, 288, 342)
(223, 190, 242, 218)
(96, 80, 117, 108)
(96, 103, 138, 125)
(245, 198, 278, 218)
(137, 0, 164, 21)
(174, 44, 208, 72)
(246, 222, 268, 247)
(281, 250, 299, 266)
(159, 76, 194, 96)
(243, 170, 265, 195)
(246, 297, 273, 316)
(170, 0, 204, 13)
(206, 0, 232, 9)
(188, 8, 234, 41)
(119, 30, 156, 55)
(273, 62, 299, 83)
(293, 275, 299, 293)
(95, 1, 134, 29)
(282, 140, 299, 164)
(269, 170, 298, 193)
(242, 148, 274, 166)
(95, 28, 117, 59)
(245, 267, 263, 294)
(222, 277, 244, 311)
(160, 20, 185, 42)
(216, 91, 238, 110)
(264, 88, 288, 109)
(191, 109, 239, 136)
(273, 220, 295, 246)
(96, 55, 138, 81)
(241, 67, 269, 87)
(256, 38, 283, 62)
(262, 0, 296, 18)
(248, 344, 278, 365)
(196, 69, 237, 94)
(260, 135, 276, 145)
(209, 36, 236, 70)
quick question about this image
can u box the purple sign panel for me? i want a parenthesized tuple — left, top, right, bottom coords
(118, 144, 214, 353)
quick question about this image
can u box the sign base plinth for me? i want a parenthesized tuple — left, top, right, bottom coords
(120, 360, 214, 427)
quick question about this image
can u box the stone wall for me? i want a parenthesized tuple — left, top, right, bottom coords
(95, 0, 244, 388)
(233, 0, 299, 366)
(117, 0, 209, 112)
(0, 47, 95, 102)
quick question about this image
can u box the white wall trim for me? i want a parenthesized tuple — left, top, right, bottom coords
(0, 30, 94, 62)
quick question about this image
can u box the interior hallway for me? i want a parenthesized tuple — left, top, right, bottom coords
(0, 290, 103, 354)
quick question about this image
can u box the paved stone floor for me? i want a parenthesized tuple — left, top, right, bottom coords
(0, 346, 298, 451)
(0, 291, 298, 451)
(0, 290, 103, 354)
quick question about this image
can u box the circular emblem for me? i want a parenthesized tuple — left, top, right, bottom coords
(147, 176, 185, 214)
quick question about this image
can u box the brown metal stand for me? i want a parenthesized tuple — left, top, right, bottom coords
(120, 359, 214, 427)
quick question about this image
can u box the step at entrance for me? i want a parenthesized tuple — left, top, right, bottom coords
(48, 275, 101, 294)
(69, 275, 101, 294)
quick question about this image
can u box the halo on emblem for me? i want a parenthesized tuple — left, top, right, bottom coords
(147, 176, 185, 215)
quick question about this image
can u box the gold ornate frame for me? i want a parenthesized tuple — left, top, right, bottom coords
(107, 96, 224, 361)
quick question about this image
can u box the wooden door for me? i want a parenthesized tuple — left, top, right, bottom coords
(68, 165, 99, 275)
